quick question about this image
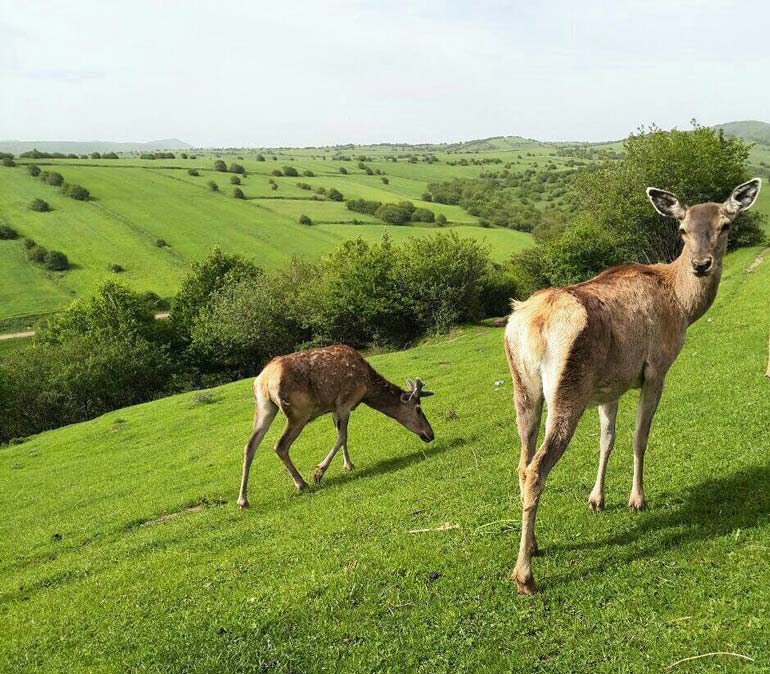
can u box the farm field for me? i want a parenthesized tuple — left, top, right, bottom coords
(0, 142, 556, 330)
(1, 244, 769, 673)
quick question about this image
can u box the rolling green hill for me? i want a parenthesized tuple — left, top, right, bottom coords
(715, 120, 770, 146)
(0, 151, 539, 330)
(1, 244, 769, 672)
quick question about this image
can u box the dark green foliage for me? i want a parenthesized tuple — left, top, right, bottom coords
(302, 170, 314, 177)
(213, 160, 227, 172)
(180, 153, 188, 159)
(347, 199, 381, 215)
(1, 157, 15, 167)
(62, 183, 90, 201)
(230, 175, 241, 185)
(327, 188, 343, 202)
(271, 169, 283, 177)
(299, 214, 312, 225)
(27, 245, 48, 264)
(282, 166, 299, 177)
(110, 263, 124, 273)
(381, 177, 389, 184)
(44, 251, 69, 271)
(229, 162, 245, 174)
(22, 238, 37, 250)
(90, 152, 101, 159)
(43, 171, 64, 187)
(256, 154, 265, 161)
(29, 198, 50, 212)
(374, 203, 411, 224)
(0, 225, 18, 240)
(155, 239, 167, 247)
(187, 169, 199, 176)
(271, 183, 278, 191)
(411, 207, 435, 223)
(102, 152, 119, 159)
(207, 181, 219, 192)
(339, 167, 348, 174)
(296, 182, 312, 190)
(27, 165, 41, 177)
(436, 213, 447, 225)
(233, 187, 245, 199)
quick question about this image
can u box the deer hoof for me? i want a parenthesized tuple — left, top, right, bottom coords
(312, 467, 325, 485)
(237, 499, 250, 510)
(628, 494, 647, 511)
(344, 463, 355, 472)
(296, 480, 310, 492)
(512, 570, 537, 595)
(588, 493, 605, 512)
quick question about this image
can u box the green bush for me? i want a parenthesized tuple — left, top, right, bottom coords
(188, 169, 199, 176)
(282, 166, 299, 177)
(44, 250, 69, 271)
(62, 183, 90, 200)
(436, 213, 447, 225)
(381, 177, 389, 185)
(90, 152, 101, 159)
(302, 170, 314, 177)
(155, 239, 167, 247)
(339, 167, 348, 174)
(347, 199, 381, 215)
(207, 181, 219, 192)
(44, 171, 64, 187)
(296, 182, 312, 190)
(256, 154, 265, 161)
(213, 160, 227, 172)
(110, 263, 124, 273)
(233, 187, 245, 199)
(27, 165, 41, 177)
(229, 162, 245, 174)
(412, 207, 435, 223)
(29, 198, 50, 212)
(27, 245, 48, 264)
(271, 169, 283, 177)
(374, 203, 411, 224)
(1, 157, 15, 167)
(0, 225, 18, 240)
(299, 214, 312, 225)
(230, 175, 241, 185)
(327, 188, 344, 201)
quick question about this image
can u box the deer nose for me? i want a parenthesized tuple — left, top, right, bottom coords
(692, 258, 713, 275)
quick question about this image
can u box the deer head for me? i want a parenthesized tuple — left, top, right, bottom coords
(646, 178, 762, 277)
(398, 377, 435, 442)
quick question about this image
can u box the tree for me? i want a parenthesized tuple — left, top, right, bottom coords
(381, 177, 389, 185)
(271, 169, 283, 177)
(299, 214, 312, 225)
(303, 169, 315, 177)
(282, 166, 299, 177)
(374, 203, 411, 224)
(213, 160, 227, 172)
(44, 172, 64, 186)
(90, 152, 101, 159)
(27, 165, 41, 177)
(230, 175, 241, 184)
(44, 250, 69, 271)
(29, 198, 50, 212)
(1, 157, 15, 167)
(0, 225, 18, 239)
(62, 184, 90, 200)
(339, 167, 348, 174)
(207, 181, 219, 192)
(327, 188, 343, 201)
(412, 207, 435, 223)
(188, 168, 199, 176)
(229, 162, 245, 174)
(436, 213, 447, 225)
(233, 187, 245, 199)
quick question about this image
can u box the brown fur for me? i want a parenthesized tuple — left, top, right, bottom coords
(504, 179, 761, 594)
(237, 345, 435, 506)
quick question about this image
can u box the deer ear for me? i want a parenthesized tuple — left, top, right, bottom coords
(419, 390, 435, 398)
(646, 188, 686, 220)
(724, 178, 761, 215)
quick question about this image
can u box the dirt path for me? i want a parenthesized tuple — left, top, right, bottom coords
(0, 331, 35, 341)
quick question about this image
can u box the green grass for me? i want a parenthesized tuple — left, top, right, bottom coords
(2, 246, 769, 672)
(0, 157, 534, 327)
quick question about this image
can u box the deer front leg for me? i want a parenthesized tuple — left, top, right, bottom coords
(629, 378, 664, 511)
(275, 420, 309, 491)
(313, 412, 349, 485)
(588, 400, 618, 512)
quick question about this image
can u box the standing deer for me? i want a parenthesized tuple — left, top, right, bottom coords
(504, 178, 762, 594)
(237, 344, 435, 508)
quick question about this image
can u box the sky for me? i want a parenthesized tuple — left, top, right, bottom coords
(1, 0, 769, 147)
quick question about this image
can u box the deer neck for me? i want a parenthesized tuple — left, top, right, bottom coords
(362, 368, 405, 421)
(666, 243, 725, 326)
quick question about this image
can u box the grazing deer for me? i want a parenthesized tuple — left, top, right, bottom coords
(237, 344, 435, 507)
(504, 178, 762, 594)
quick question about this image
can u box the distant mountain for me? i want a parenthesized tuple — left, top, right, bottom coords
(0, 138, 193, 155)
(714, 120, 770, 146)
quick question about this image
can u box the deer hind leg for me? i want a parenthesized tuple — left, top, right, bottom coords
(588, 400, 619, 512)
(629, 377, 664, 511)
(514, 394, 587, 595)
(275, 417, 310, 491)
(313, 411, 350, 485)
(238, 397, 278, 509)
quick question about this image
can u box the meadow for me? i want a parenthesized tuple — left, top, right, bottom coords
(1, 244, 769, 673)
(0, 142, 559, 331)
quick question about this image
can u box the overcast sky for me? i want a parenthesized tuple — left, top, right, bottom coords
(1, 0, 768, 147)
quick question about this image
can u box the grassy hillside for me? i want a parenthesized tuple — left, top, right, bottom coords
(0, 147, 542, 328)
(2, 245, 769, 672)
(715, 120, 770, 146)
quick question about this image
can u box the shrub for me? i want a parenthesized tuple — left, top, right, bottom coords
(381, 177, 389, 184)
(213, 160, 227, 172)
(436, 213, 447, 225)
(23, 238, 37, 250)
(44, 251, 69, 271)
(302, 170, 315, 177)
(282, 166, 299, 177)
(339, 167, 348, 174)
(412, 207, 435, 223)
(155, 239, 167, 247)
(207, 181, 219, 192)
(44, 172, 64, 187)
(90, 152, 101, 159)
(230, 175, 241, 185)
(299, 214, 312, 225)
(27, 165, 41, 177)
(62, 184, 90, 200)
(421, 192, 433, 202)
(188, 168, 199, 176)
(27, 245, 48, 264)
(180, 153, 188, 159)
(103, 152, 119, 159)
(271, 183, 278, 191)
(256, 154, 266, 161)
(1, 157, 15, 167)
(347, 199, 381, 215)
(229, 162, 245, 174)
(109, 263, 124, 273)
(233, 187, 245, 199)
(327, 188, 343, 201)
(29, 198, 50, 212)
(0, 225, 18, 240)
(296, 182, 312, 190)
(271, 169, 283, 177)
(315, 187, 326, 195)
(374, 203, 411, 224)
